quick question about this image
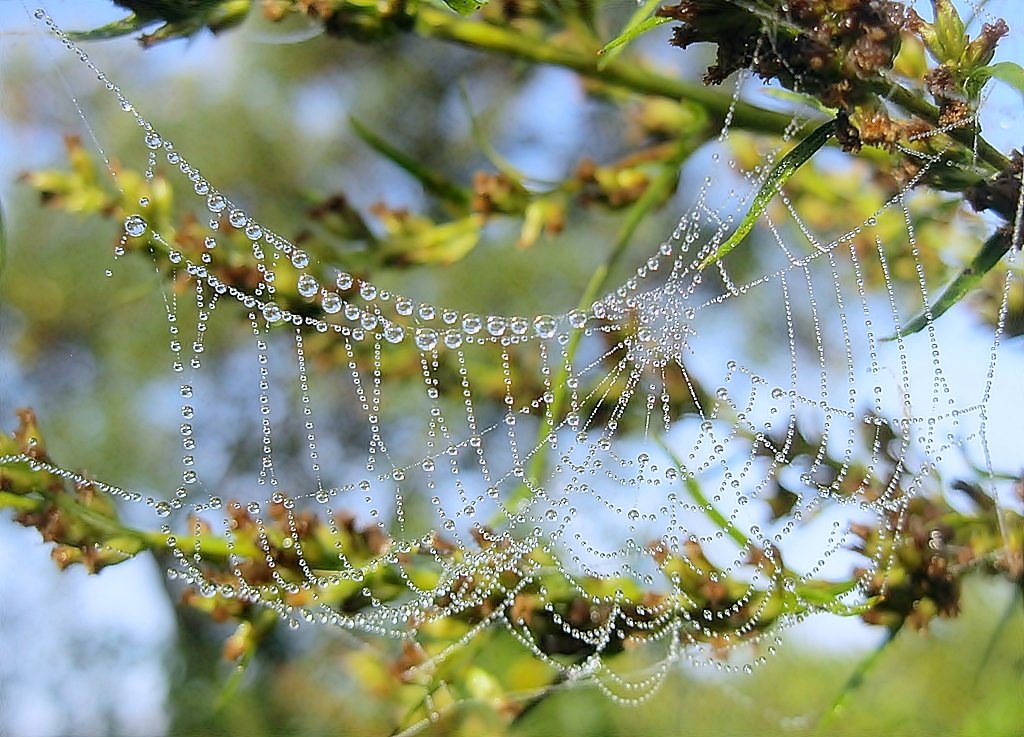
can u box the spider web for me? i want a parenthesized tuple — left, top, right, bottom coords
(3, 1, 1021, 725)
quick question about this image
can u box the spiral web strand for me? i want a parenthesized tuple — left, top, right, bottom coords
(4, 2, 1020, 722)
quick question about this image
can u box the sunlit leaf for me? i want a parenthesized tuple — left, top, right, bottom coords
(697, 119, 835, 270)
(889, 229, 1011, 339)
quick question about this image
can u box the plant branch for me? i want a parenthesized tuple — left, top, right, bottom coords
(414, 6, 1009, 176)
(414, 6, 804, 138)
(868, 76, 1010, 172)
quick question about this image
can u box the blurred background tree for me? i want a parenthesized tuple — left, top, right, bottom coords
(0, 1, 1022, 735)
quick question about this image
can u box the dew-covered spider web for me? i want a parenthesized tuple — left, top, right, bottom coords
(4, 1, 1022, 727)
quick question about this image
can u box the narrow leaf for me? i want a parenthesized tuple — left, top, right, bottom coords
(697, 119, 835, 270)
(349, 117, 470, 207)
(67, 14, 145, 41)
(457, 84, 528, 183)
(887, 229, 1011, 339)
(598, 0, 671, 68)
(600, 15, 670, 56)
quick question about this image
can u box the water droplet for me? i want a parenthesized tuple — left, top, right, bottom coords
(228, 209, 247, 228)
(321, 292, 342, 314)
(384, 323, 405, 343)
(462, 314, 482, 334)
(509, 317, 529, 335)
(443, 330, 463, 349)
(297, 274, 319, 298)
(336, 272, 354, 291)
(486, 316, 506, 337)
(358, 283, 376, 302)
(415, 328, 438, 351)
(291, 250, 309, 269)
(263, 303, 283, 323)
(207, 194, 226, 212)
(144, 131, 162, 149)
(124, 215, 147, 237)
(534, 315, 557, 338)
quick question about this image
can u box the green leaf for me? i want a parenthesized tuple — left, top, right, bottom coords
(598, 0, 671, 69)
(441, 0, 487, 15)
(457, 84, 529, 183)
(975, 61, 1024, 101)
(348, 116, 470, 207)
(795, 579, 859, 607)
(696, 119, 835, 270)
(66, 14, 145, 41)
(887, 229, 1011, 340)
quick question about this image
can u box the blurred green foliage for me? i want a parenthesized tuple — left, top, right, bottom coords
(1, 1, 1022, 735)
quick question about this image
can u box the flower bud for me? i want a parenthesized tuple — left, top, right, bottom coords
(962, 19, 1009, 69)
(930, 0, 966, 62)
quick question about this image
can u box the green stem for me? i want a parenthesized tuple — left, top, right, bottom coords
(415, 6, 803, 137)
(869, 77, 1010, 173)
(215, 608, 278, 711)
(655, 437, 751, 551)
(0, 491, 37, 512)
(972, 582, 1024, 688)
(414, 7, 1009, 175)
(811, 624, 902, 737)
(1, 482, 259, 563)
